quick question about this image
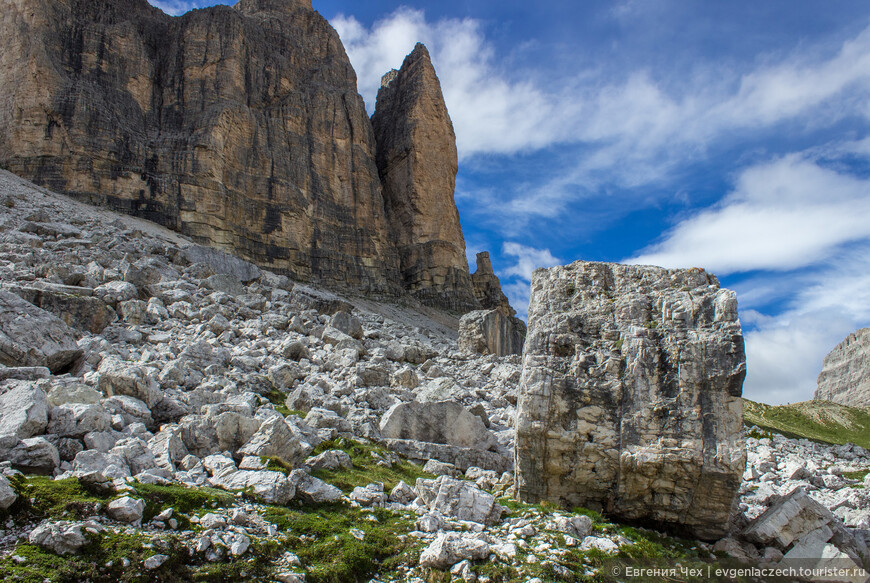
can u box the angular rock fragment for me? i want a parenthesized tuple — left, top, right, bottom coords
(0, 291, 82, 373)
(459, 309, 526, 357)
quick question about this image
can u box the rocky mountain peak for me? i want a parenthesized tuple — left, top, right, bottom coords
(371, 43, 477, 312)
(471, 252, 514, 317)
(234, 0, 313, 15)
(815, 327, 870, 408)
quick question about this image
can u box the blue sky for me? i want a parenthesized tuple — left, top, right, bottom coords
(149, 0, 870, 406)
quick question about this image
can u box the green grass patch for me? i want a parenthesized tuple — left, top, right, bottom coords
(308, 438, 434, 492)
(743, 399, 870, 448)
(0, 532, 193, 583)
(6, 475, 111, 521)
(132, 482, 236, 526)
(844, 469, 869, 481)
(264, 389, 295, 417)
(262, 502, 418, 583)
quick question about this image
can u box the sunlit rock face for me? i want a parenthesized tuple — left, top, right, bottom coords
(815, 328, 870, 409)
(0, 0, 401, 296)
(372, 43, 477, 312)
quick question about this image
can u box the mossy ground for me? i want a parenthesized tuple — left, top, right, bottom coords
(743, 398, 870, 449)
(264, 503, 418, 583)
(1, 446, 427, 583)
(306, 438, 435, 492)
(479, 499, 750, 583)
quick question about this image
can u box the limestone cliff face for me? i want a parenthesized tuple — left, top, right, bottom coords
(815, 328, 870, 409)
(371, 44, 477, 312)
(0, 0, 401, 295)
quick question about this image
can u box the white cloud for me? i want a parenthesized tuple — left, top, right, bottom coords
(739, 248, 870, 404)
(629, 154, 870, 273)
(333, 9, 570, 157)
(334, 11, 870, 227)
(496, 243, 562, 320)
(147, 0, 200, 15)
(501, 242, 561, 280)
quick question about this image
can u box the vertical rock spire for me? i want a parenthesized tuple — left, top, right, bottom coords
(372, 43, 478, 312)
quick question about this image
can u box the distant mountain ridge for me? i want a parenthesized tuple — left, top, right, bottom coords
(0, 0, 509, 315)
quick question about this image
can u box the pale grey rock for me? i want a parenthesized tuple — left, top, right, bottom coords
(110, 438, 157, 475)
(0, 366, 50, 381)
(304, 408, 352, 435)
(0, 291, 82, 373)
(515, 261, 746, 540)
(237, 416, 311, 468)
(97, 358, 162, 408)
(6, 437, 59, 472)
(415, 475, 503, 525)
(148, 427, 189, 470)
(181, 246, 261, 283)
(72, 450, 131, 479)
(93, 281, 138, 306)
(547, 515, 593, 539)
(459, 309, 525, 357)
(416, 513, 446, 533)
(330, 311, 363, 340)
(742, 489, 863, 562)
(108, 496, 145, 524)
(46, 385, 102, 407)
(418, 532, 490, 569)
(304, 450, 352, 472)
(209, 467, 295, 505)
(0, 385, 48, 438)
(290, 469, 343, 504)
(28, 521, 86, 555)
(144, 554, 169, 569)
(379, 400, 499, 451)
(103, 396, 154, 429)
(580, 536, 620, 554)
(0, 474, 17, 509)
(815, 328, 870, 408)
(423, 459, 461, 478)
(382, 438, 512, 473)
(389, 480, 416, 505)
(47, 403, 111, 438)
(391, 366, 419, 389)
(350, 482, 386, 507)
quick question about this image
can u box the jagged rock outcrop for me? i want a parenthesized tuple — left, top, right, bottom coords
(471, 253, 514, 316)
(458, 310, 526, 357)
(815, 328, 870, 409)
(0, 0, 401, 296)
(515, 261, 746, 540)
(371, 43, 476, 312)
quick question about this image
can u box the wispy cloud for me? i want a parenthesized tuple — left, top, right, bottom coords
(739, 245, 870, 403)
(335, 11, 870, 235)
(629, 153, 870, 273)
(496, 242, 562, 319)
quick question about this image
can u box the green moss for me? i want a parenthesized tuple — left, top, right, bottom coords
(308, 438, 434, 492)
(0, 532, 194, 583)
(844, 469, 869, 481)
(6, 475, 111, 521)
(643, 320, 658, 329)
(132, 482, 236, 526)
(743, 399, 870, 448)
(262, 503, 417, 583)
